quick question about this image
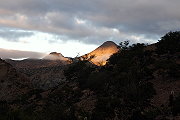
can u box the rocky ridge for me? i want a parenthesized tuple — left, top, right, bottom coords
(81, 41, 119, 66)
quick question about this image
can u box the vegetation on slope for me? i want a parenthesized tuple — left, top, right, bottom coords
(0, 31, 179, 120)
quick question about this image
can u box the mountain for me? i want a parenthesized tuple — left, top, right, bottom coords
(64, 32, 180, 119)
(5, 52, 71, 89)
(43, 52, 71, 62)
(5, 52, 72, 90)
(0, 32, 179, 119)
(81, 41, 119, 66)
(6, 52, 71, 69)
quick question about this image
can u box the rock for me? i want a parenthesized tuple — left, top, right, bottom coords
(81, 41, 119, 66)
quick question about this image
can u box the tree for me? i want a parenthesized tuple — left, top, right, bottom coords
(119, 40, 129, 50)
(157, 31, 180, 54)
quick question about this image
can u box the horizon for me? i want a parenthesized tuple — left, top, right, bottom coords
(0, 0, 180, 59)
(0, 40, 118, 59)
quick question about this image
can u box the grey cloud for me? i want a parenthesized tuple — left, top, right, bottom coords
(0, 27, 34, 41)
(0, 0, 179, 44)
(0, 48, 46, 59)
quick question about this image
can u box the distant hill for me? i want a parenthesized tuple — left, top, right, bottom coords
(5, 52, 72, 90)
(6, 52, 72, 69)
(43, 52, 71, 63)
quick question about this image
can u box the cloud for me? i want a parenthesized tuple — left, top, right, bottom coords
(0, 0, 179, 44)
(0, 48, 46, 59)
(0, 27, 34, 42)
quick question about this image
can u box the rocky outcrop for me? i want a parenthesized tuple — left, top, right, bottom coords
(81, 41, 119, 66)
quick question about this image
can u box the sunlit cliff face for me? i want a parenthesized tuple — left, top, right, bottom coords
(81, 41, 119, 66)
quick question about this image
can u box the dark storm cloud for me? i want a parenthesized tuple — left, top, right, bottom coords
(0, 0, 179, 44)
(0, 48, 46, 59)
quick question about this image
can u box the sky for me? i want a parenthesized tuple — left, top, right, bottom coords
(0, 0, 180, 59)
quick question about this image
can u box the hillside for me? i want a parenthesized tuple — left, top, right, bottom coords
(6, 59, 68, 89)
(0, 59, 30, 101)
(5, 52, 72, 89)
(64, 31, 180, 120)
(0, 31, 179, 120)
(81, 41, 119, 66)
